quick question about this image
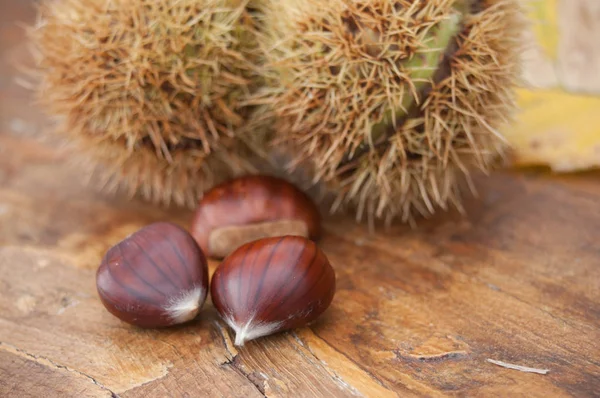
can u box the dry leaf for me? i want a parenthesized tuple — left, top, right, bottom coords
(511, 0, 600, 172)
(507, 89, 600, 172)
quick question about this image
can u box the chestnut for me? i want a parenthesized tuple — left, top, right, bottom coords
(96, 222, 209, 328)
(191, 175, 321, 258)
(211, 235, 336, 346)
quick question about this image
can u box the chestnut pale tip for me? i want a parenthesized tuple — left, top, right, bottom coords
(224, 314, 284, 347)
(164, 286, 206, 323)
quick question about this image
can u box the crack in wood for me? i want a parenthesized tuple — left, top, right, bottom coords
(0, 341, 119, 397)
(214, 321, 267, 398)
(223, 357, 268, 397)
(396, 350, 469, 362)
(214, 321, 239, 365)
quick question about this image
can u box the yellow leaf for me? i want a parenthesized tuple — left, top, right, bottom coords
(506, 89, 600, 172)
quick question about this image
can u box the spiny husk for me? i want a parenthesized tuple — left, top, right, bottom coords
(30, 0, 265, 207)
(257, 0, 525, 225)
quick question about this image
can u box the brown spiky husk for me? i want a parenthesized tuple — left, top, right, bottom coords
(30, 0, 265, 207)
(257, 0, 525, 224)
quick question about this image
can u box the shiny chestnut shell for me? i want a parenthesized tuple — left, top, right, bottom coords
(211, 235, 336, 346)
(96, 222, 209, 328)
(191, 175, 321, 258)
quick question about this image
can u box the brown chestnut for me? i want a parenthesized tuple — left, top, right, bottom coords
(96, 222, 209, 328)
(211, 235, 336, 346)
(191, 175, 321, 258)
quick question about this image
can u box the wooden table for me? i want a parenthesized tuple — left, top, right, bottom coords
(1, 1, 599, 397)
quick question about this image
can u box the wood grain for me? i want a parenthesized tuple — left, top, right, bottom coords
(1, 0, 600, 397)
(0, 350, 112, 397)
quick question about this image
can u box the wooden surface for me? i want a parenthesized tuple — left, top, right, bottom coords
(1, 1, 600, 397)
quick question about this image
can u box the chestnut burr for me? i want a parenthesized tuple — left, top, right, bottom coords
(211, 235, 336, 346)
(96, 222, 209, 328)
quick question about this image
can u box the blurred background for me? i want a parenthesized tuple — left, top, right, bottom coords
(1, 1, 42, 142)
(1, 0, 599, 172)
(509, 0, 600, 172)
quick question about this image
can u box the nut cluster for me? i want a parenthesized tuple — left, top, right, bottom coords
(96, 175, 336, 346)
